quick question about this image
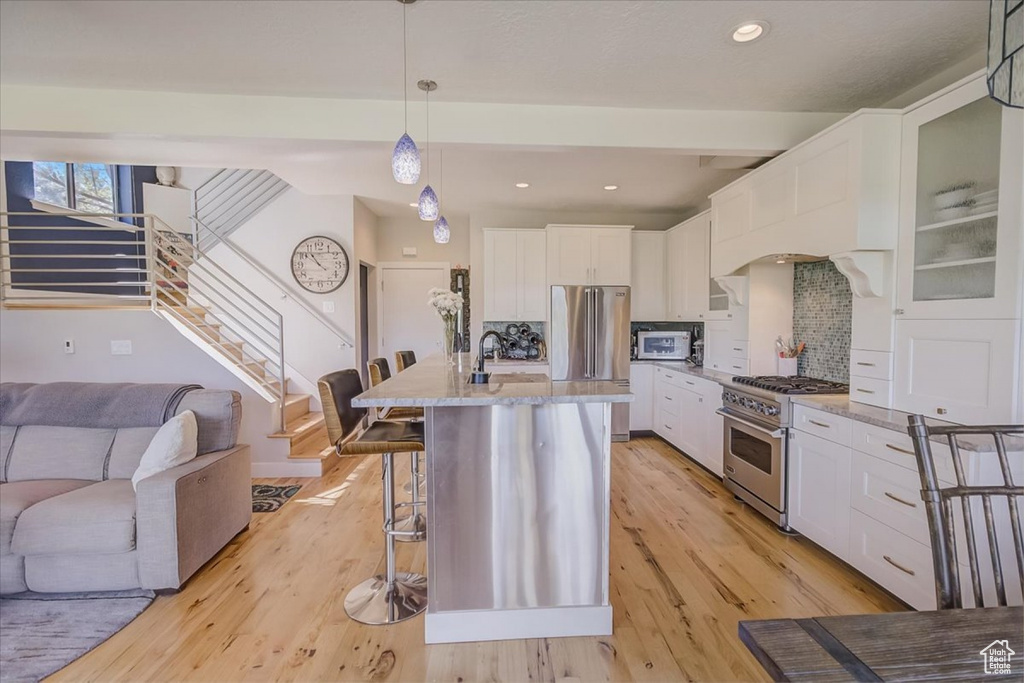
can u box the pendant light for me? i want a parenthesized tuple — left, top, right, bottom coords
(988, 0, 1022, 108)
(417, 79, 439, 221)
(391, 0, 420, 183)
(434, 148, 450, 244)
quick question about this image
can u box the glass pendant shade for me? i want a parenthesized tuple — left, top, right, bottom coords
(988, 0, 1023, 108)
(418, 185, 439, 221)
(392, 133, 421, 184)
(434, 215, 450, 244)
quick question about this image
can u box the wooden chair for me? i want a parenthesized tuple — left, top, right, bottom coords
(395, 350, 417, 373)
(317, 369, 427, 624)
(368, 357, 423, 421)
(907, 414, 1024, 609)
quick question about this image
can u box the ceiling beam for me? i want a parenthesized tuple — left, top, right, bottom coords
(0, 85, 844, 156)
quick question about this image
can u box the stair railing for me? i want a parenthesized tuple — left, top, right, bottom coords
(1, 211, 288, 431)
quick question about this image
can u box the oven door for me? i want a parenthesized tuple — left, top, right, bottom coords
(718, 410, 786, 513)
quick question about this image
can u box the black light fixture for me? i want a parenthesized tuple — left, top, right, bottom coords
(988, 0, 1023, 108)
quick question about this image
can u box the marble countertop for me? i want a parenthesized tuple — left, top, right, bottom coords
(353, 354, 633, 408)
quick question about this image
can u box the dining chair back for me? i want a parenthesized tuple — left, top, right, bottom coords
(317, 369, 368, 450)
(395, 350, 416, 372)
(368, 357, 392, 387)
(907, 414, 1024, 609)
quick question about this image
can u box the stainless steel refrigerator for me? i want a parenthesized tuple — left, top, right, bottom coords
(550, 285, 631, 441)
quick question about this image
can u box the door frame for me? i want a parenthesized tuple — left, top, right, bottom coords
(377, 261, 451, 357)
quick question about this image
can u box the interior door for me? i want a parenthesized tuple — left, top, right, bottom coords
(380, 265, 448, 369)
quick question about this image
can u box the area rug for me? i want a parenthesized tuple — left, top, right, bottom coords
(0, 589, 155, 683)
(252, 483, 303, 512)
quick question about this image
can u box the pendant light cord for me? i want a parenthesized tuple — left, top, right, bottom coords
(439, 149, 443, 204)
(402, 3, 408, 132)
(425, 87, 430, 184)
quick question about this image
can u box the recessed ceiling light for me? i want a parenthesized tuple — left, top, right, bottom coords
(732, 21, 769, 43)
(409, 202, 418, 207)
(776, 259, 786, 264)
(604, 185, 619, 191)
(515, 182, 530, 188)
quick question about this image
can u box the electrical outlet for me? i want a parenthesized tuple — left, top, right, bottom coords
(110, 340, 133, 356)
(402, 247, 417, 257)
(322, 301, 335, 313)
(64, 339, 75, 354)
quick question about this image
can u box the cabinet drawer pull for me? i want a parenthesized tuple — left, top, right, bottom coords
(808, 419, 831, 429)
(732, 347, 743, 352)
(883, 555, 916, 576)
(685, 380, 695, 386)
(884, 491, 917, 508)
(856, 388, 875, 394)
(885, 443, 915, 456)
(856, 362, 876, 367)
(732, 365, 743, 370)
(664, 396, 673, 401)
(664, 424, 673, 431)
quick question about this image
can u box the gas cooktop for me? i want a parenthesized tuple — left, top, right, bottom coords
(731, 375, 849, 395)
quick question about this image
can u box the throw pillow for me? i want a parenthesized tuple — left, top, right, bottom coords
(132, 410, 199, 490)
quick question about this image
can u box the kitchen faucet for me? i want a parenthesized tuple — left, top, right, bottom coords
(470, 331, 505, 384)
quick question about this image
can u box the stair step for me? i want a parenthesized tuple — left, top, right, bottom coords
(284, 394, 312, 423)
(267, 411, 326, 441)
(287, 443, 339, 476)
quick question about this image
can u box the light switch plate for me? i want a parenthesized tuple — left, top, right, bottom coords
(110, 340, 133, 355)
(402, 247, 417, 257)
(322, 301, 335, 313)
(64, 339, 75, 354)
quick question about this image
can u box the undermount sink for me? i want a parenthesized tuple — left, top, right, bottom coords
(473, 373, 549, 385)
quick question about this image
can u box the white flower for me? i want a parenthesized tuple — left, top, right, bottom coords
(427, 287, 464, 322)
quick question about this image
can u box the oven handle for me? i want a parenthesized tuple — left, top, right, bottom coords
(716, 409, 784, 439)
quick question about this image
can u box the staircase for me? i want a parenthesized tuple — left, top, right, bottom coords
(194, 169, 290, 252)
(0, 211, 337, 476)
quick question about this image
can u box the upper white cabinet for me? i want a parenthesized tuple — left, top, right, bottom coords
(896, 77, 1024, 320)
(710, 111, 901, 277)
(631, 231, 667, 321)
(666, 211, 711, 321)
(483, 229, 547, 321)
(547, 225, 632, 286)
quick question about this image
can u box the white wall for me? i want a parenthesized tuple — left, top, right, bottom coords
(0, 308, 285, 469)
(376, 214, 470, 266)
(353, 197, 379, 382)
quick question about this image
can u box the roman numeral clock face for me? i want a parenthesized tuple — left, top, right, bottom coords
(290, 236, 350, 293)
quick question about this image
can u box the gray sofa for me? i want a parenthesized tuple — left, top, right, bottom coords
(0, 382, 252, 594)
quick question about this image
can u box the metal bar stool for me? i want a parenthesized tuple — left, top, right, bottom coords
(318, 369, 427, 624)
(395, 350, 417, 373)
(368, 358, 426, 541)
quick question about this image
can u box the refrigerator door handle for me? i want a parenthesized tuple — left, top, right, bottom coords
(585, 287, 593, 378)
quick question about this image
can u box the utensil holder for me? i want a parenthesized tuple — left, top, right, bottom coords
(778, 357, 798, 377)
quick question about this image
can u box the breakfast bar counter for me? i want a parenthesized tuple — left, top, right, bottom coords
(352, 353, 632, 644)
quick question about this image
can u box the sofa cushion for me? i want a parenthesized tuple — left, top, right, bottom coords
(107, 427, 160, 480)
(0, 480, 93, 555)
(12, 480, 136, 556)
(0, 425, 16, 483)
(5, 426, 114, 482)
(176, 390, 241, 454)
(132, 411, 197, 489)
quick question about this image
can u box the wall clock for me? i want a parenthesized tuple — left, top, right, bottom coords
(290, 235, 350, 293)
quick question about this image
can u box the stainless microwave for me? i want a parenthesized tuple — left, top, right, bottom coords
(636, 331, 691, 360)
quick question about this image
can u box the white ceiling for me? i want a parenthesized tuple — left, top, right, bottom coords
(0, 0, 987, 112)
(0, 133, 745, 228)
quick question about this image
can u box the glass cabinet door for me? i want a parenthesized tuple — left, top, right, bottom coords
(911, 96, 1002, 304)
(708, 278, 729, 312)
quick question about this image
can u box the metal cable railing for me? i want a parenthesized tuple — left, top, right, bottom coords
(1, 211, 288, 431)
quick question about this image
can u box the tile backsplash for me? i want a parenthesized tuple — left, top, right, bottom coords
(793, 260, 852, 383)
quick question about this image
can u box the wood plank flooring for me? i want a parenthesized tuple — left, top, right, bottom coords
(51, 437, 903, 682)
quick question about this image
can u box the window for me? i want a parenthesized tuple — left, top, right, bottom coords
(32, 162, 118, 213)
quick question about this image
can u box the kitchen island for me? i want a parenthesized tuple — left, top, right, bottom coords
(352, 353, 632, 644)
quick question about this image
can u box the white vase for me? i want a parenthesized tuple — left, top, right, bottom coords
(155, 166, 177, 186)
(778, 357, 798, 377)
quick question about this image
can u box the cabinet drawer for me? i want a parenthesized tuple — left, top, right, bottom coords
(657, 410, 679, 442)
(659, 384, 683, 418)
(726, 358, 749, 374)
(848, 509, 937, 611)
(851, 451, 930, 545)
(728, 341, 749, 359)
(793, 404, 852, 446)
(851, 421, 955, 485)
(849, 376, 892, 408)
(654, 366, 685, 387)
(850, 349, 893, 380)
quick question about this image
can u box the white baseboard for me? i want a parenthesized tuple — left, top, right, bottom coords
(251, 460, 322, 478)
(425, 605, 612, 644)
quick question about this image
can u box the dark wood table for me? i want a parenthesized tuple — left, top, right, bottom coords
(739, 607, 1023, 681)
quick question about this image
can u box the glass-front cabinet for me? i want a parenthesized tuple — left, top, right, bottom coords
(897, 77, 1023, 319)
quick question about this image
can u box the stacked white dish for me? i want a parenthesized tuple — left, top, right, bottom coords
(932, 182, 976, 222)
(969, 188, 998, 216)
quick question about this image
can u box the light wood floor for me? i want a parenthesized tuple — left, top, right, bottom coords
(52, 437, 902, 682)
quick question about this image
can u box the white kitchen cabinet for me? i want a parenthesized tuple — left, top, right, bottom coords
(483, 229, 548, 321)
(896, 77, 1024, 321)
(547, 225, 632, 287)
(675, 386, 704, 460)
(629, 363, 654, 431)
(894, 318, 1022, 424)
(788, 429, 852, 558)
(631, 232, 667, 321)
(666, 211, 711, 322)
(710, 111, 901, 278)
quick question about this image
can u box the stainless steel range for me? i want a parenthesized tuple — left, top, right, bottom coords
(717, 375, 848, 530)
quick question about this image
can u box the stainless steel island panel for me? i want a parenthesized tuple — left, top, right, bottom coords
(425, 402, 612, 642)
